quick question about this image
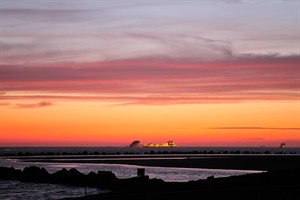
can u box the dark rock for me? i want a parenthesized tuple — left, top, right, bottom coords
(52, 168, 85, 186)
(0, 167, 21, 179)
(21, 166, 50, 182)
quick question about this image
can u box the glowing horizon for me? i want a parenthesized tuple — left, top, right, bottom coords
(1, 0, 299, 147)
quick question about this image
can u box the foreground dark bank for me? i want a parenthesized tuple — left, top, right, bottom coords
(0, 166, 299, 200)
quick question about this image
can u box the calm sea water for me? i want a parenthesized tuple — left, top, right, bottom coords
(1, 147, 298, 200)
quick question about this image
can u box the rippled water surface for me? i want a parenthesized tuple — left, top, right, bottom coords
(0, 180, 105, 200)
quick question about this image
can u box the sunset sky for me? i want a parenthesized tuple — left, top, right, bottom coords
(0, 0, 299, 147)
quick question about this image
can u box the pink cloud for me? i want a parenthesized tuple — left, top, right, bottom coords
(1, 54, 299, 105)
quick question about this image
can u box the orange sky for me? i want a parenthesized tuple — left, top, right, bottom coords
(1, 0, 299, 147)
(1, 101, 299, 147)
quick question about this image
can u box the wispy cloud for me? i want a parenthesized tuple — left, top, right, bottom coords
(2, 0, 297, 65)
(210, 127, 300, 130)
(14, 101, 53, 109)
(0, 102, 11, 106)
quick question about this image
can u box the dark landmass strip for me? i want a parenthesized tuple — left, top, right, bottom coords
(1, 148, 298, 157)
(20, 155, 300, 171)
(0, 166, 299, 200)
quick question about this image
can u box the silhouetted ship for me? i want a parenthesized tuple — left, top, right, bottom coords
(143, 140, 176, 148)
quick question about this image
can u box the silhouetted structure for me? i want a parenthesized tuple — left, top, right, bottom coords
(129, 140, 143, 147)
(137, 168, 145, 177)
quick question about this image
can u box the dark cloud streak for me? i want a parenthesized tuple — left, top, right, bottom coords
(210, 127, 300, 130)
(14, 101, 53, 109)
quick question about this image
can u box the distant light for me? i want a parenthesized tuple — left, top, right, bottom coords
(280, 143, 286, 148)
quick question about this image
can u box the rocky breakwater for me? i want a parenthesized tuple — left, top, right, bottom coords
(0, 166, 164, 191)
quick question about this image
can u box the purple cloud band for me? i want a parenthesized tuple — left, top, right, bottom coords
(1, 54, 299, 105)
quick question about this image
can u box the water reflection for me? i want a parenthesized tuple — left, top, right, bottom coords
(0, 158, 264, 182)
